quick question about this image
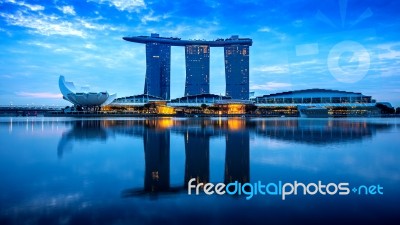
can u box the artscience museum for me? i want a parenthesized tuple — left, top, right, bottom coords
(59, 75, 116, 109)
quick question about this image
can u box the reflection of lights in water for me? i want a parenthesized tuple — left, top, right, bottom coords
(152, 171, 159, 181)
(327, 41, 370, 83)
(9, 117, 12, 133)
(228, 119, 244, 131)
(157, 118, 173, 129)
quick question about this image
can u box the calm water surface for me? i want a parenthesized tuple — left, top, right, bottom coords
(0, 117, 399, 225)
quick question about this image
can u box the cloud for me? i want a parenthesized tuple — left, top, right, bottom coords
(3, 0, 45, 11)
(77, 19, 125, 31)
(257, 26, 286, 40)
(89, 0, 145, 12)
(251, 82, 292, 90)
(204, 0, 220, 8)
(25, 41, 74, 53)
(16, 92, 63, 99)
(57, 5, 76, 16)
(0, 11, 86, 37)
(0, 8, 126, 38)
(0, 27, 12, 36)
(378, 42, 400, 60)
(140, 10, 169, 24)
(26, 41, 53, 48)
(253, 65, 289, 74)
(84, 43, 97, 49)
(295, 43, 319, 56)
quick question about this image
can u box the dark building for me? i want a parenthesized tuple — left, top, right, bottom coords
(253, 88, 375, 104)
(185, 45, 210, 96)
(123, 34, 252, 100)
(144, 34, 171, 100)
(224, 36, 250, 100)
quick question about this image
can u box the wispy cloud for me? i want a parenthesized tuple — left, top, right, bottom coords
(26, 41, 51, 49)
(89, 0, 145, 12)
(84, 43, 97, 49)
(0, 11, 86, 37)
(0, 8, 126, 38)
(77, 18, 125, 31)
(204, 0, 220, 8)
(140, 10, 169, 24)
(16, 92, 62, 99)
(378, 42, 400, 60)
(253, 65, 289, 74)
(25, 41, 74, 53)
(257, 26, 287, 41)
(3, 0, 45, 11)
(251, 82, 292, 90)
(0, 27, 12, 36)
(57, 5, 76, 16)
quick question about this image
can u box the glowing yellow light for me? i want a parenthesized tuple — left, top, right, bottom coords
(156, 105, 176, 115)
(227, 104, 245, 114)
(228, 119, 244, 131)
(158, 118, 173, 129)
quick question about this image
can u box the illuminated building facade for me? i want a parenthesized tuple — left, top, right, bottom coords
(123, 34, 252, 100)
(224, 36, 250, 100)
(253, 89, 375, 105)
(144, 34, 171, 100)
(185, 45, 210, 96)
(252, 89, 380, 117)
(59, 75, 116, 108)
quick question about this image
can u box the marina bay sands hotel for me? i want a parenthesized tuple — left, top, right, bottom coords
(123, 33, 253, 100)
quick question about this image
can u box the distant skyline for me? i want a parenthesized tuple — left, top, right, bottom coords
(0, 0, 399, 106)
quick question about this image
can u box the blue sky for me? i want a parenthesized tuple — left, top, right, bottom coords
(0, 0, 399, 106)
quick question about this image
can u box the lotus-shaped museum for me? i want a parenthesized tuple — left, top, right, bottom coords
(59, 75, 116, 107)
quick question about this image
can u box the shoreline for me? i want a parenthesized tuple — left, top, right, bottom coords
(0, 112, 399, 118)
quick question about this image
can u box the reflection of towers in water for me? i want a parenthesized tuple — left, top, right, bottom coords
(184, 130, 210, 186)
(224, 120, 250, 184)
(143, 127, 170, 192)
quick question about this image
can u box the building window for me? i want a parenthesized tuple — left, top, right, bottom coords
(312, 98, 321, 103)
(332, 97, 340, 103)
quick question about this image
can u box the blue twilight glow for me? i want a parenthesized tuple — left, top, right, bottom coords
(0, 0, 399, 106)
